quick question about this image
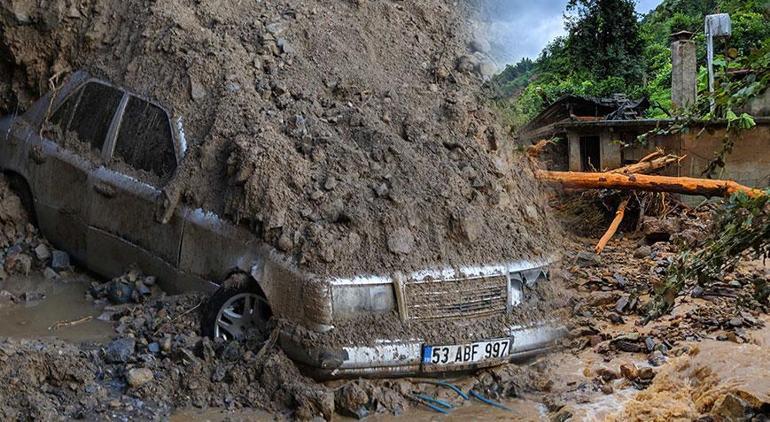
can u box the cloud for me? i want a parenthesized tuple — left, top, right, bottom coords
(477, 0, 663, 66)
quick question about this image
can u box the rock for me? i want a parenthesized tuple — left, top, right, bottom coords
(728, 317, 744, 328)
(648, 350, 666, 367)
(335, 382, 370, 418)
(34, 244, 51, 261)
(106, 280, 134, 304)
(588, 291, 619, 307)
(640, 217, 679, 243)
(595, 367, 619, 382)
(50, 250, 70, 270)
(265, 22, 285, 35)
(5, 253, 31, 275)
(633, 245, 652, 259)
(620, 363, 638, 381)
(387, 227, 414, 255)
(190, 77, 206, 101)
(615, 296, 630, 314)
(691, 286, 704, 298)
(576, 251, 602, 267)
(637, 367, 655, 380)
(600, 383, 614, 395)
(106, 338, 136, 363)
(21, 291, 45, 302)
(135, 282, 151, 297)
(614, 340, 644, 353)
(0, 290, 14, 304)
(469, 37, 491, 53)
(711, 393, 750, 420)
(456, 54, 478, 73)
(644, 337, 656, 352)
(323, 176, 338, 191)
(43, 267, 59, 280)
(161, 336, 172, 352)
(276, 38, 295, 54)
(477, 61, 496, 79)
(147, 343, 160, 354)
(126, 368, 153, 388)
(277, 232, 294, 252)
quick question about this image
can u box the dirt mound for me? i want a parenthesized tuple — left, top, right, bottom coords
(0, 0, 559, 277)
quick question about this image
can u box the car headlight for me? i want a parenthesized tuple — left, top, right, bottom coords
(331, 283, 396, 320)
(508, 267, 548, 308)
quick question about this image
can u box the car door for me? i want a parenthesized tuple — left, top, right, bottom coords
(27, 81, 122, 262)
(85, 94, 186, 291)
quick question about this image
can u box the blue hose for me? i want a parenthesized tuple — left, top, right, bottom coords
(414, 394, 454, 409)
(469, 390, 512, 411)
(419, 381, 470, 400)
(411, 394, 451, 414)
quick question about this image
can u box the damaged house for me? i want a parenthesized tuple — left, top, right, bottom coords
(519, 31, 770, 190)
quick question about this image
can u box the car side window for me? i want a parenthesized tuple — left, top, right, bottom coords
(113, 96, 177, 183)
(50, 87, 82, 131)
(66, 82, 123, 151)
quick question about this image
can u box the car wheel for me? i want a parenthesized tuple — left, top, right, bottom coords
(201, 281, 271, 341)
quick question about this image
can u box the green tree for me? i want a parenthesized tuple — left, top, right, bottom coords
(565, 0, 646, 84)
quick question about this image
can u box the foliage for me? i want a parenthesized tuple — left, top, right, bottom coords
(565, 0, 646, 83)
(649, 189, 770, 318)
(491, 0, 770, 130)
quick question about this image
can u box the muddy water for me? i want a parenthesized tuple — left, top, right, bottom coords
(0, 273, 113, 342)
(371, 399, 547, 421)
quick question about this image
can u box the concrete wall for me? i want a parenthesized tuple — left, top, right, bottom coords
(624, 124, 770, 188)
(566, 123, 770, 190)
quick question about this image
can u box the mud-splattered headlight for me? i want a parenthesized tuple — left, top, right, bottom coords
(331, 283, 396, 320)
(508, 267, 548, 308)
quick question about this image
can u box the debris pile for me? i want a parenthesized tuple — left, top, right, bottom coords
(0, 0, 559, 277)
(88, 267, 162, 306)
(0, 175, 72, 300)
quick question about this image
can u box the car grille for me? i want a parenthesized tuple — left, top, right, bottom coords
(403, 275, 508, 320)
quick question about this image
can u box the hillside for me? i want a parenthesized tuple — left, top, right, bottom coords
(491, 0, 770, 129)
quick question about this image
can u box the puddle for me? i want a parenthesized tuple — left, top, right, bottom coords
(0, 273, 113, 342)
(170, 408, 273, 421)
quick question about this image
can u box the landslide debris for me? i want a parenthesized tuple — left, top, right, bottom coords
(0, 0, 559, 277)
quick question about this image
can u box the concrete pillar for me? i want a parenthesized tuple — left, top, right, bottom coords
(567, 131, 581, 171)
(671, 31, 697, 110)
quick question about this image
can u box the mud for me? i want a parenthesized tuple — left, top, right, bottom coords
(0, 0, 559, 278)
(610, 340, 770, 421)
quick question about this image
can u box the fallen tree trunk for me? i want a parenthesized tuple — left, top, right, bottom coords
(609, 154, 685, 175)
(595, 196, 630, 254)
(537, 171, 765, 199)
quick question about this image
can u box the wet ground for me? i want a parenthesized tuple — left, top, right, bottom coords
(0, 237, 768, 420)
(0, 273, 113, 342)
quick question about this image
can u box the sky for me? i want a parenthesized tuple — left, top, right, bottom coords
(480, 0, 664, 66)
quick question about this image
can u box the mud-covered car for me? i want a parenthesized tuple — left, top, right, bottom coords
(0, 71, 564, 377)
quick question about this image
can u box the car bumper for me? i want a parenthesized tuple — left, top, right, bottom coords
(280, 323, 567, 379)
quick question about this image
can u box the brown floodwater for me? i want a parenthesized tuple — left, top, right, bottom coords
(0, 273, 113, 342)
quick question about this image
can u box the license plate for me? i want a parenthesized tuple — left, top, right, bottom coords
(422, 338, 512, 366)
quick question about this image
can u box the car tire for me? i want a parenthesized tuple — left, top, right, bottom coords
(201, 279, 272, 341)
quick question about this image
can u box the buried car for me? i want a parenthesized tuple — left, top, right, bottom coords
(0, 71, 565, 378)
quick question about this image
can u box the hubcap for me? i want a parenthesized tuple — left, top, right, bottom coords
(214, 293, 267, 341)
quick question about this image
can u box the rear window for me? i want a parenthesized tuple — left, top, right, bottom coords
(113, 96, 176, 183)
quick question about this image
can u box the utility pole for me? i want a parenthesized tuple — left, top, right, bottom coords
(705, 14, 732, 112)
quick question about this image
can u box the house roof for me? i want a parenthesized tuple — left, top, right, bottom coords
(519, 94, 650, 139)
